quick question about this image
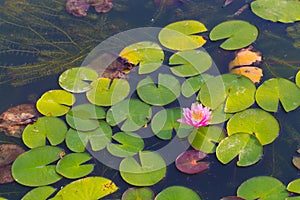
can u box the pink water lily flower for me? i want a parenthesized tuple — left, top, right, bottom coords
(177, 103, 212, 128)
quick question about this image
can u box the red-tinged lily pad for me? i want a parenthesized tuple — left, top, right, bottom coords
(175, 150, 209, 174)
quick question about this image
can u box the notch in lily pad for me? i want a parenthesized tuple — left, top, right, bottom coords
(175, 150, 209, 174)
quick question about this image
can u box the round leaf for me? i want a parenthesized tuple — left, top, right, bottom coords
(22, 186, 56, 200)
(296, 70, 300, 88)
(181, 74, 213, 98)
(106, 99, 152, 132)
(256, 78, 300, 112)
(209, 20, 258, 50)
(175, 150, 209, 174)
(227, 108, 280, 145)
(122, 187, 154, 200)
(120, 151, 166, 186)
(287, 179, 300, 194)
(22, 117, 67, 148)
(119, 41, 164, 74)
(216, 133, 263, 166)
(86, 78, 130, 106)
(155, 186, 201, 200)
(12, 146, 63, 186)
(169, 50, 212, 77)
(59, 67, 98, 93)
(36, 90, 75, 116)
(137, 74, 180, 106)
(158, 20, 207, 50)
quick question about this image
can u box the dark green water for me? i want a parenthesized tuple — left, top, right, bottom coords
(0, 0, 300, 199)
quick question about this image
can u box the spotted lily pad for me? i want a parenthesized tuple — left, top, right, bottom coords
(255, 78, 300, 112)
(169, 50, 212, 77)
(59, 67, 98, 93)
(227, 108, 280, 145)
(137, 74, 180, 106)
(119, 41, 164, 74)
(22, 186, 56, 200)
(155, 186, 201, 200)
(175, 150, 209, 174)
(36, 90, 76, 116)
(86, 78, 130, 106)
(181, 74, 213, 98)
(158, 20, 207, 50)
(22, 117, 67, 148)
(209, 20, 258, 50)
(106, 99, 152, 132)
(121, 187, 155, 200)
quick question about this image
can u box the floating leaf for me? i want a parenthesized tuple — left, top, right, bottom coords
(119, 42, 164, 74)
(66, 104, 105, 131)
(86, 78, 130, 106)
(227, 108, 279, 145)
(198, 74, 256, 113)
(169, 50, 212, 77)
(293, 156, 300, 170)
(230, 67, 263, 84)
(175, 150, 209, 174)
(229, 47, 262, 70)
(188, 126, 225, 153)
(121, 187, 155, 200)
(120, 151, 166, 186)
(216, 133, 263, 166)
(66, 120, 112, 152)
(151, 108, 193, 140)
(22, 186, 56, 200)
(106, 99, 152, 132)
(0, 165, 14, 184)
(237, 176, 289, 199)
(209, 20, 258, 50)
(58, 67, 98, 93)
(287, 179, 300, 194)
(56, 153, 94, 179)
(22, 117, 67, 148)
(221, 196, 245, 200)
(107, 132, 144, 157)
(209, 104, 233, 124)
(36, 90, 75, 116)
(12, 146, 63, 186)
(0, 144, 25, 167)
(256, 78, 300, 112)
(296, 70, 300, 88)
(181, 74, 213, 98)
(158, 20, 207, 50)
(251, 0, 300, 23)
(50, 177, 118, 200)
(155, 186, 201, 200)
(137, 74, 180, 106)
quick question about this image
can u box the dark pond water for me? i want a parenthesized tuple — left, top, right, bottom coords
(0, 0, 300, 199)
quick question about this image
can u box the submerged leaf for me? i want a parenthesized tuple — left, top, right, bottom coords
(175, 150, 209, 174)
(0, 144, 25, 167)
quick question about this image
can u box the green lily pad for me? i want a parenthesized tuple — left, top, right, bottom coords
(107, 132, 144, 157)
(86, 78, 130, 106)
(155, 186, 201, 200)
(106, 99, 152, 132)
(50, 177, 118, 200)
(119, 42, 164, 74)
(227, 108, 280, 145)
(151, 108, 193, 139)
(56, 153, 94, 179)
(12, 146, 63, 186)
(22, 117, 67, 148)
(198, 74, 256, 113)
(121, 187, 154, 200)
(59, 67, 98, 93)
(251, 0, 300, 23)
(120, 151, 166, 186)
(169, 50, 212, 77)
(296, 70, 300, 87)
(181, 74, 213, 98)
(66, 120, 112, 153)
(36, 90, 76, 116)
(66, 104, 106, 131)
(158, 20, 207, 51)
(137, 74, 180, 106)
(188, 126, 225, 153)
(22, 186, 56, 200)
(255, 78, 300, 112)
(209, 20, 258, 50)
(287, 179, 300, 194)
(216, 133, 263, 166)
(209, 103, 233, 124)
(237, 176, 289, 199)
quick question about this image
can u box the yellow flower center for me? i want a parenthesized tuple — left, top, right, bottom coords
(192, 111, 203, 121)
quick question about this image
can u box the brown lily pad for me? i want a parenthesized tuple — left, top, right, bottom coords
(175, 150, 209, 174)
(0, 104, 39, 137)
(0, 165, 14, 184)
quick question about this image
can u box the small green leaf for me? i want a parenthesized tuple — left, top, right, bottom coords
(86, 78, 130, 106)
(155, 186, 201, 200)
(122, 187, 155, 200)
(22, 186, 56, 200)
(181, 74, 213, 98)
(216, 133, 263, 166)
(209, 20, 258, 50)
(287, 179, 300, 194)
(36, 90, 75, 116)
(158, 20, 207, 50)
(137, 74, 180, 106)
(22, 117, 67, 148)
(59, 67, 98, 93)
(296, 70, 300, 87)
